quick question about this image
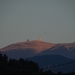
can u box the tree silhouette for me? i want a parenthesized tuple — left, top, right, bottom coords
(0, 53, 75, 75)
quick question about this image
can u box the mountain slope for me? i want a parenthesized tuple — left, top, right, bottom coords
(39, 42, 75, 59)
(27, 54, 75, 73)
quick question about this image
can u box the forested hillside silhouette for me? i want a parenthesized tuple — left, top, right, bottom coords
(0, 53, 75, 75)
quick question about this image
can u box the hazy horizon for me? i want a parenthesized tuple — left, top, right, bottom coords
(0, 0, 75, 48)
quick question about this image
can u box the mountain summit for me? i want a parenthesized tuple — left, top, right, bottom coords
(0, 40, 55, 53)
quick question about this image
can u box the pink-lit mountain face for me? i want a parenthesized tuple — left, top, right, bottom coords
(50, 42, 75, 51)
(0, 40, 55, 53)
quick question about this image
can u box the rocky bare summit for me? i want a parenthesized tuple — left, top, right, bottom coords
(0, 40, 55, 53)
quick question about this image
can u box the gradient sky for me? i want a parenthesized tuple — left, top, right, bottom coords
(0, 0, 75, 48)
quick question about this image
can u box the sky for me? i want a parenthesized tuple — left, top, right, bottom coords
(0, 0, 75, 48)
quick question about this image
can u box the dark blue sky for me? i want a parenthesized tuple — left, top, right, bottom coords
(0, 0, 75, 48)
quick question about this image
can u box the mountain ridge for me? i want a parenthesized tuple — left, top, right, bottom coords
(0, 40, 55, 53)
(39, 42, 75, 59)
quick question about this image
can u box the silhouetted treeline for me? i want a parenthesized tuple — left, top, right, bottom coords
(0, 53, 75, 75)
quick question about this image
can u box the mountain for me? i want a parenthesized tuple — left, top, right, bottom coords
(0, 40, 55, 59)
(0, 39, 75, 59)
(39, 42, 75, 59)
(0, 40, 55, 52)
(26, 54, 75, 73)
